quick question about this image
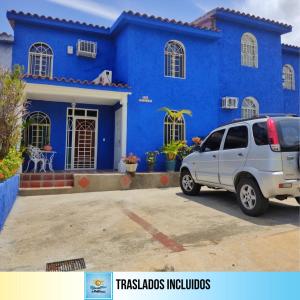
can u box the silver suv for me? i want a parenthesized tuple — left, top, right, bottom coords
(180, 115, 300, 216)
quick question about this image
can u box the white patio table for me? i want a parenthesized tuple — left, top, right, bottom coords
(39, 151, 57, 172)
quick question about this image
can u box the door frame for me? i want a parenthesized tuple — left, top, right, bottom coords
(65, 107, 98, 170)
(114, 107, 122, 170)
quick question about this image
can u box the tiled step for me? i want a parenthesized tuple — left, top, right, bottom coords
(20, 173, 74, 189)
(20, 173, 74, 181)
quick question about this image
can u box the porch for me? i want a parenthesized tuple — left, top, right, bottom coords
(19, 171, 180, 196)
(23, 80, 130, 172)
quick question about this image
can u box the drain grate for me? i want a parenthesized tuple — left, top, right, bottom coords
(46, 258, 86, 272)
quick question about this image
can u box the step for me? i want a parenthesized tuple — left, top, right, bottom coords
(19, 186, 74, 196)
(20, 179, 74, 188)
(21, 173, 74, 181)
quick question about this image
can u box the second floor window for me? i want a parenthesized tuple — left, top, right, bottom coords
(28, 42, 53, 78)
(164, 40, 185, 78)
(241, 33, 258, 68)
(282, 64, 295, 90)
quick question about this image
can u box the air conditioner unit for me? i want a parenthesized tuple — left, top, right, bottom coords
(77, 40, 97, 58)
(93, 70, 112, 85)
(222, 97, 239, 109)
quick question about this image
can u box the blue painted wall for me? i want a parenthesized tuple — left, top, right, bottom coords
(216, 19, 284, 124)
(26, 100, 115, 170)
(121, 24, 220, 170)
(8, 10, 300, 171)
(13, 22, 114, 81)
(0, 174, 19, 231)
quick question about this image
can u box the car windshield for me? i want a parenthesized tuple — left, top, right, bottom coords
(276, 118, 300, 152)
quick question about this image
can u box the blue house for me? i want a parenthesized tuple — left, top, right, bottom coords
(5, 8, 300, 172)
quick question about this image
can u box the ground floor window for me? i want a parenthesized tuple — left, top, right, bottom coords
(24, 111, 51, 149)
(164, 111, 185, 144)
(241, 97, 259, 119)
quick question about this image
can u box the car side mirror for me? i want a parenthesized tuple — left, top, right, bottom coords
(194, 145, 202, 152)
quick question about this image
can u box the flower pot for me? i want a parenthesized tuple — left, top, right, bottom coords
(43, 144, 53, 151)
(126, 163, 138, 173)
(166, 159, 176, 172)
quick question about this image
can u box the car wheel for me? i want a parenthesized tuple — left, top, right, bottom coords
(236, 178, 269, 217)
(180, 169, 201, 196)
(295, 197, 300, 205)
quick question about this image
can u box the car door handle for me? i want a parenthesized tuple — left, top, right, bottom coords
(212, 154, 217, 158)
(238, 153, 243, 157)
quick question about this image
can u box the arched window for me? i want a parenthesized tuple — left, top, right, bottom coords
(24, 112, 51, 149)
(164, 111, 185, 144)
(282, 64, 295, 90)
(164, 40, 185, 78)
(241, 97, 259, 119)
(28, 42, 53, 77)
(241, 33, 258, 68)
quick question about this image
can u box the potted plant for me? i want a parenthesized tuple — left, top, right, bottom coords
(145, 150, 159, 172)
(161, 140, 184, 172)
(123, 153, 140, 175)
(43, 138, 52, 152)
(177, 142, 192, 161)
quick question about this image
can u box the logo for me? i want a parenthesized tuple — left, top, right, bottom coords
(85, 273, 112, 300)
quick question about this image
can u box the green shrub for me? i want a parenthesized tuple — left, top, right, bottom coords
(0, 148, 23, 181)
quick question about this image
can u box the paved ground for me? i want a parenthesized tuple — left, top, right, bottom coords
(0, 187, 299, 271)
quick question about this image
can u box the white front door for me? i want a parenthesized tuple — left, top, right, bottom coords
(65, 108, 98, 170)
(114, 108, 122, 169)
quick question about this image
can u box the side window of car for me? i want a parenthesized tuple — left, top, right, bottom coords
(224, 126, 248, 150)
(252, 122, 268, 145)
(202, 129, 225, 152)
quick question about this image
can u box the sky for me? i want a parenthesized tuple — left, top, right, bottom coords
(0, 0, 299, 45)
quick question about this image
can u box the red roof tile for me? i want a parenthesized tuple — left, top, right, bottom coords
(22, 74, 130, 89)
(195, 7, 292, 29)
(124, 10, 220, 32)
(8, 10, 109, 31)
(282, 43, 300, 49)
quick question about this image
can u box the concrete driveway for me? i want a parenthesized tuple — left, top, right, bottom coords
(0, 187, 299, 271)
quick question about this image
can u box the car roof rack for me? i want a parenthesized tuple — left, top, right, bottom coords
(223, 114, 298, 126)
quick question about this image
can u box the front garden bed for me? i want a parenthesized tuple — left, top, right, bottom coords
(0, 174, 19, 230)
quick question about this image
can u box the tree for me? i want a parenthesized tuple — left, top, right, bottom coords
(0, 65, 27, 159)
(159, 107, 192, 142)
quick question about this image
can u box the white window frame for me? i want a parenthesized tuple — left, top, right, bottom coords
(241, 97, 259, 119)
(163, 112, 186, 144)
(282, 64, 295, 90)
(77, 40, 97, 58)
(241, 33, 258, 68)
(28, 42, 53, 78)
(24, 111, 51, 149)
(164, 40, 186, 79)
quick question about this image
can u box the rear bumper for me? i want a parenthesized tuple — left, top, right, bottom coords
(257, 171, 300, 198)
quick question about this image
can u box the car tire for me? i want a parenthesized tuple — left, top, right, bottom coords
(295, 197, 300, 205)
(236, 178, 269, 217)
(180, 169, 201, 196)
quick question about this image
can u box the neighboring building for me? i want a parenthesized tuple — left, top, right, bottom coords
(0, 32, 14, 70)
(6, 8, 300, 171)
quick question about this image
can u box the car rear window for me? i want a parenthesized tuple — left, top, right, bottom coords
(276, 118, 300, 152)
(253, 122, 268, 146)
(224, 126, 248, 150)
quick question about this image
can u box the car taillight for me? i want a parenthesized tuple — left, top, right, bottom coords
(267, 118, 281, 152)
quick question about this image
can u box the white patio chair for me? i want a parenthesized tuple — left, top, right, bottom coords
(24, 145, 46, 173)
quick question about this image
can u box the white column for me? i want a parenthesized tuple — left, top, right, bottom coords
(120, 96, 128, 157)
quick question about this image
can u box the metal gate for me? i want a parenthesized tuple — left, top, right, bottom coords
(65, 108, 98, 170)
